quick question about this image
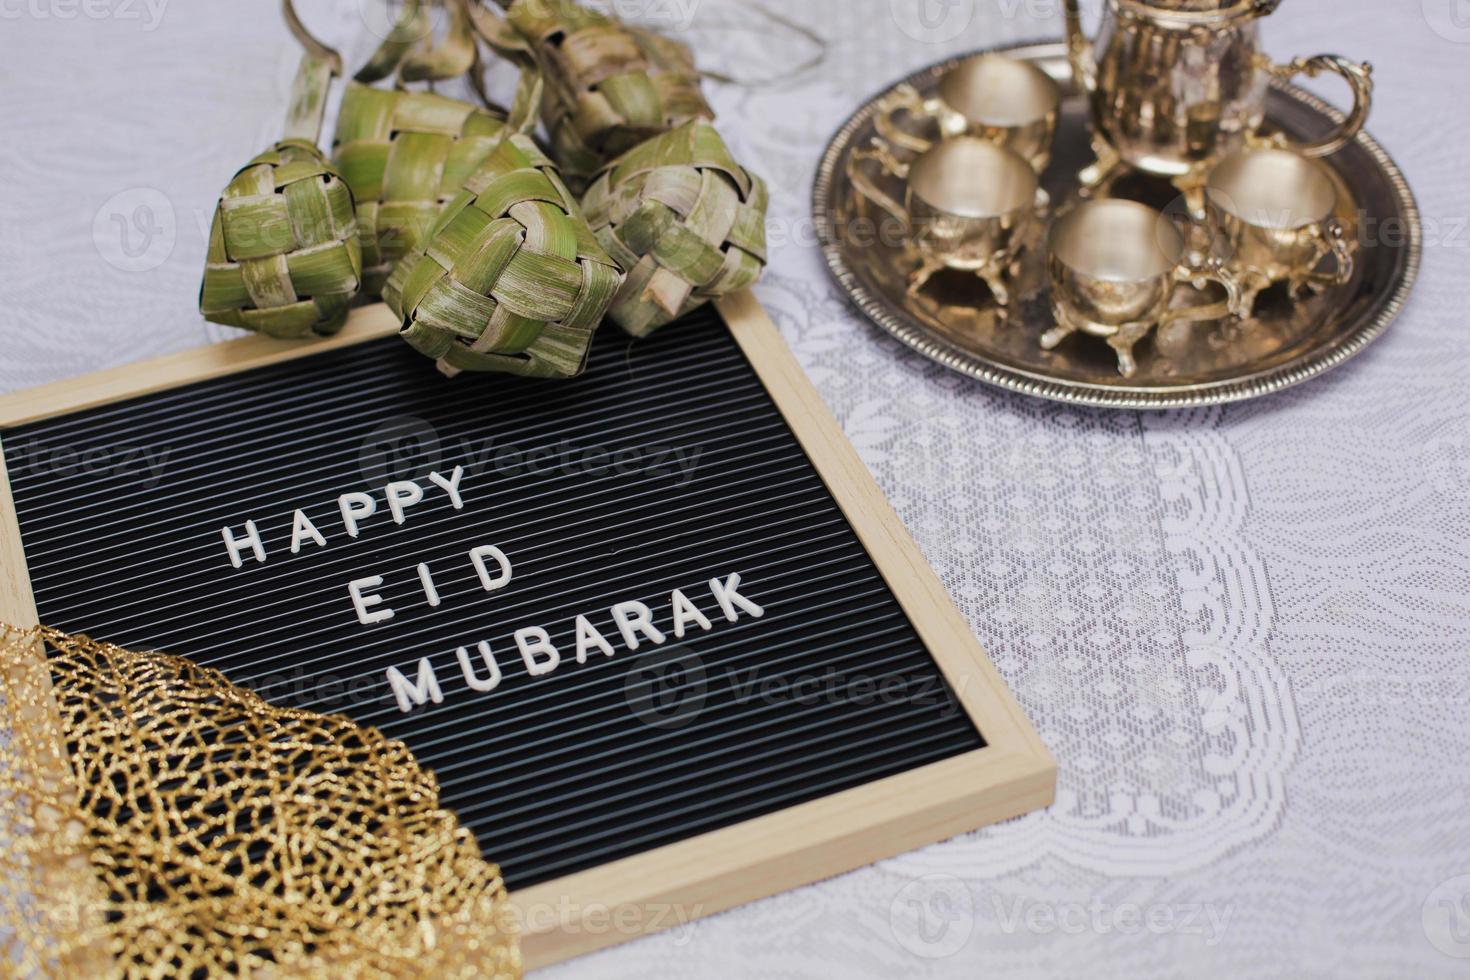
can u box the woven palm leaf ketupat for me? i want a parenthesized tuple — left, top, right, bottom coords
(385, 133, 623, 378)
(332, 87, 515, 294)
(329, 0, 543, 295)
(501, 0, 714, 191)
(199, 49, 365, 338)
(582, 121, 768, 336)
(200, 138, 364, 337)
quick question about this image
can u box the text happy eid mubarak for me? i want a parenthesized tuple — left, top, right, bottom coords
(219, 466, 764, 713)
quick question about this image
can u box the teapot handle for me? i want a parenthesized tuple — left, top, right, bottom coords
(1265, 55, 1374, 158)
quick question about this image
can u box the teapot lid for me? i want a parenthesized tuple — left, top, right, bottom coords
(1135, 0, 1277, 8)
(1120, 0, 1282, 23)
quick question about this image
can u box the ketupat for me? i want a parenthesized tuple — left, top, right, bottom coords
(200, 139, 363, 338)
(501, 0, 713, 191)
(582, 121, 768, 336)
(332, 86, 516, 295)
(487, 0, 772, 337)
(384, 134, 623, 378)
(330, 0, 542, 295)
(200, 47, 364, 339)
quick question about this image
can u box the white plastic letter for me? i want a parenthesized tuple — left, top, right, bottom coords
(428, 466, 466, 510)
(470, 545, 513, 592)
(221, 520, 266, 568)
(417, 562, 441, 607)
(386, 658, 442, 713)
(709, 573, 764, 622)
(611, 601, 666, 651)
(574, 615, 616, 664)
(349, 575, 395, 625)
(457, 641, 503, 692)
(515, 627, 561, 677)
(289, 509, 327, 554)
(339, 492, 377, 538)
(669, 589, 713, 638)
(385, 480, 424, 524)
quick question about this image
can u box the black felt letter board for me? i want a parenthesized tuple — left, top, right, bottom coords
(2, 308, 984, 889)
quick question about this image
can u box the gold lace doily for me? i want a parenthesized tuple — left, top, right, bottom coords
(0, 625, 520, 978)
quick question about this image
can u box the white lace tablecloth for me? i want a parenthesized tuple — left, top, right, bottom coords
(4, 1, 1468, 976)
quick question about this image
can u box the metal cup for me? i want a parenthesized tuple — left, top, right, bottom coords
(873, 54, 1061, 172)
(847, 136, 1049, 307)
(1044, 199, 1243, 377)
(1204, 147, 1356, 317)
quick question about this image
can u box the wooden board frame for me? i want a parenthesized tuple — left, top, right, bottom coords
(0, 293, 1055, 970)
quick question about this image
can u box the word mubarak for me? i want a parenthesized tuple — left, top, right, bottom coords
(385, 573, 766, 713)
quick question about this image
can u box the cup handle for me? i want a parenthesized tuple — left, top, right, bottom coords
(1263, 55, 1374, 158)
(1163, 258, 1244, 326)
(1299, 218, 1357, 289)
(873, 84, 941, 155)
(846, 139, 912, 232)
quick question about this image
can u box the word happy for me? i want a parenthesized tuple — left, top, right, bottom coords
(386, 574, 764, 713)
(220, 467, 468, 569)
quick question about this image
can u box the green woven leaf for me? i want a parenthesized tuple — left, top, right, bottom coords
(503, 0, 714, 192)
(581, 122, 769, 337)
(332, 84, 513, 295)
(385, 135, 624, 379)
(200, 140, 362, 338)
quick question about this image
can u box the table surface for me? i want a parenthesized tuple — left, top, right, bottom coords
(3, 1, 1468, 977)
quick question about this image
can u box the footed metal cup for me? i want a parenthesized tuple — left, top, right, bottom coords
(872, 54, 1061, 172)
(1204, 147, 1356, 317)
(846, 136, 1049, 308)
(1045, 198, 1243, 377)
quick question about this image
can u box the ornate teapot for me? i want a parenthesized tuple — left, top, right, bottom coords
(1063, 0, 1373, 187)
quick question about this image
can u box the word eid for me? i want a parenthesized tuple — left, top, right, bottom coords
(386, 574, 765, 713)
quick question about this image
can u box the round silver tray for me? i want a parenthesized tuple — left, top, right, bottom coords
(813, 41, 1421, 409)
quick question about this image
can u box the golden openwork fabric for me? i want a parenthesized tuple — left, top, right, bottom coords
(0, 625, 520, 978)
